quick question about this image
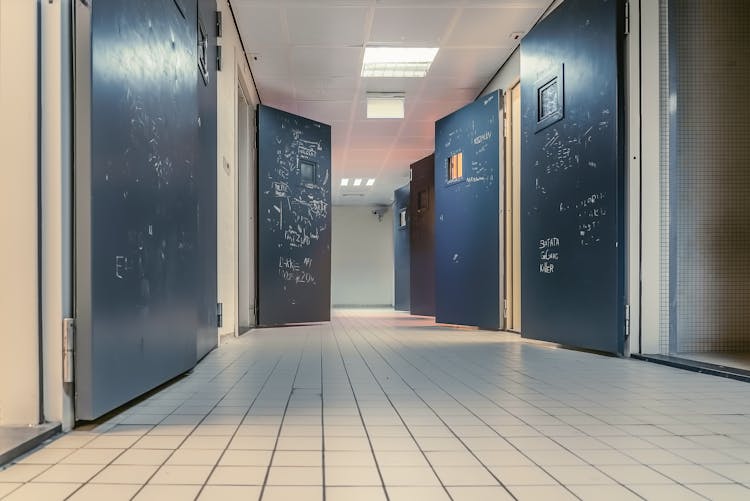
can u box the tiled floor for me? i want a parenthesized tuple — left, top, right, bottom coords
(3, 309, 750, 500)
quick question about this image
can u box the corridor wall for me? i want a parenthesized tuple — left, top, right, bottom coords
(393, 185, 410, 312)
(0, 0, 40, 425)
(434, 92, 503, 329)
(409, 155, 436, 317)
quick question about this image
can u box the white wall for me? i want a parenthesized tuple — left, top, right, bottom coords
(482, 49, 520, 97)
(332, 206, 394, 307)
(217, 0, 259, 337)
(639, 1, 665, 354)
(0, 0, 40, 425)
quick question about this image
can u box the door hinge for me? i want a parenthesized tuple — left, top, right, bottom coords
(63, 318, 75, 384)
(217, 302, 223, 328)
(503, 299, 509, 319)
(217, 45, 223, 72)
(624, 2, 630, 35)
(624, 304, 631, 338)
(216, 10, 223, 38)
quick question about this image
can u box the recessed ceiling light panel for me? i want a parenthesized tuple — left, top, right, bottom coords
(341, 178, 350, 186)
(362, 47, 439, 78)
(367, 92, 405, 119)
(353, 178, 363, 186)
(366, 178, 375, 186)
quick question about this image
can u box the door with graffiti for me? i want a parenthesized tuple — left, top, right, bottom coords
(257, 105, 331, 325)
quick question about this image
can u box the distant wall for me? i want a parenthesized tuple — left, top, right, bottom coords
(332, 206, 394, 307)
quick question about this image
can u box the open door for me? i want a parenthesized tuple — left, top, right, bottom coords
(74, 0, 207, 420)
(409, 155, 436, 317)
(257, 105, 331, 326)
(434, 91, 503, 329)
(520, 0, 626, 354)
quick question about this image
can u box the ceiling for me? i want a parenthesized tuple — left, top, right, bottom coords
(232, 0, 551, 205)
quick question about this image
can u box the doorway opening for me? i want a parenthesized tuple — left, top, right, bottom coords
(237, 84, 256, 331)
(504, 82, 522, 333)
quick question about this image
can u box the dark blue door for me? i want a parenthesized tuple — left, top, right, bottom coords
(434, 92, 502, 329)
(257, 106, 332, 326)
(75, 0, 205, 420)
(393, 184, 410, 311)
(520, 0, 626, 354)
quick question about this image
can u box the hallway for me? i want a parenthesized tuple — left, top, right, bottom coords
(3, 310, 750, 501)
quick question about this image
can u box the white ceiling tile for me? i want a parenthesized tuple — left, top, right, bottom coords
(248, 47, 291, 77)
(349, 120, 403, 138)
(294, 86, 358, 101)
(408, 99, 469, 123)
(341, 150, 386, 167)
(363, 77, 423, 94)
(445, 7, 540, 47)
(286, 7, 369, 46)
(255, 77, 295, 102)
(347, 135, 396, 150)
(294, 77, 360, 90)
(395, 136, 434, 150)
(233, 0, 371, 5)
(402, 120, 435, 137)
(374, 0, 467, 6)
(428, 47, 512, 85)
(370, 7, 456, 45)
(232, 6, 286, 49)
(262, 100, 299, 115)
(290, 47, 363, 78)
(296, 100, 352, 123)
(420, 77, 479, 101)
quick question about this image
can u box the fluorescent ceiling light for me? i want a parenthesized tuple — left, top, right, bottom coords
(367, 92, 405, 119)
(340, 178, 350, 186)
(366, 178, 375, 186)
(362, 47, 439, 78)
(353, 178, 363, 186)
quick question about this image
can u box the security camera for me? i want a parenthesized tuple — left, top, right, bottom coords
(371, 207, 388, 222)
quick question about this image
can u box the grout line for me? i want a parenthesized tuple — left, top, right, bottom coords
(320, 327, 327, 500)
(335, 315, 457, 501)
(360, 314, 664, 500)
(193, 354, 283, 500)
(342, 314, 519, 500)
(258, 333, 311, 501)
(329, 320, 390, 500)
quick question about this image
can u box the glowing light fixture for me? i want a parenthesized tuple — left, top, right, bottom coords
(366, 178, 375, 186)
(362, 47, 439, 78)
(353, 178, 363, 187)
(341, 178, 350, 186)
(367, 92, 405, 119)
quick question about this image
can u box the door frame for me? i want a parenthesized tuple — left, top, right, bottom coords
(503, 80, 522, 333)
(237, 81, 256, 330)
